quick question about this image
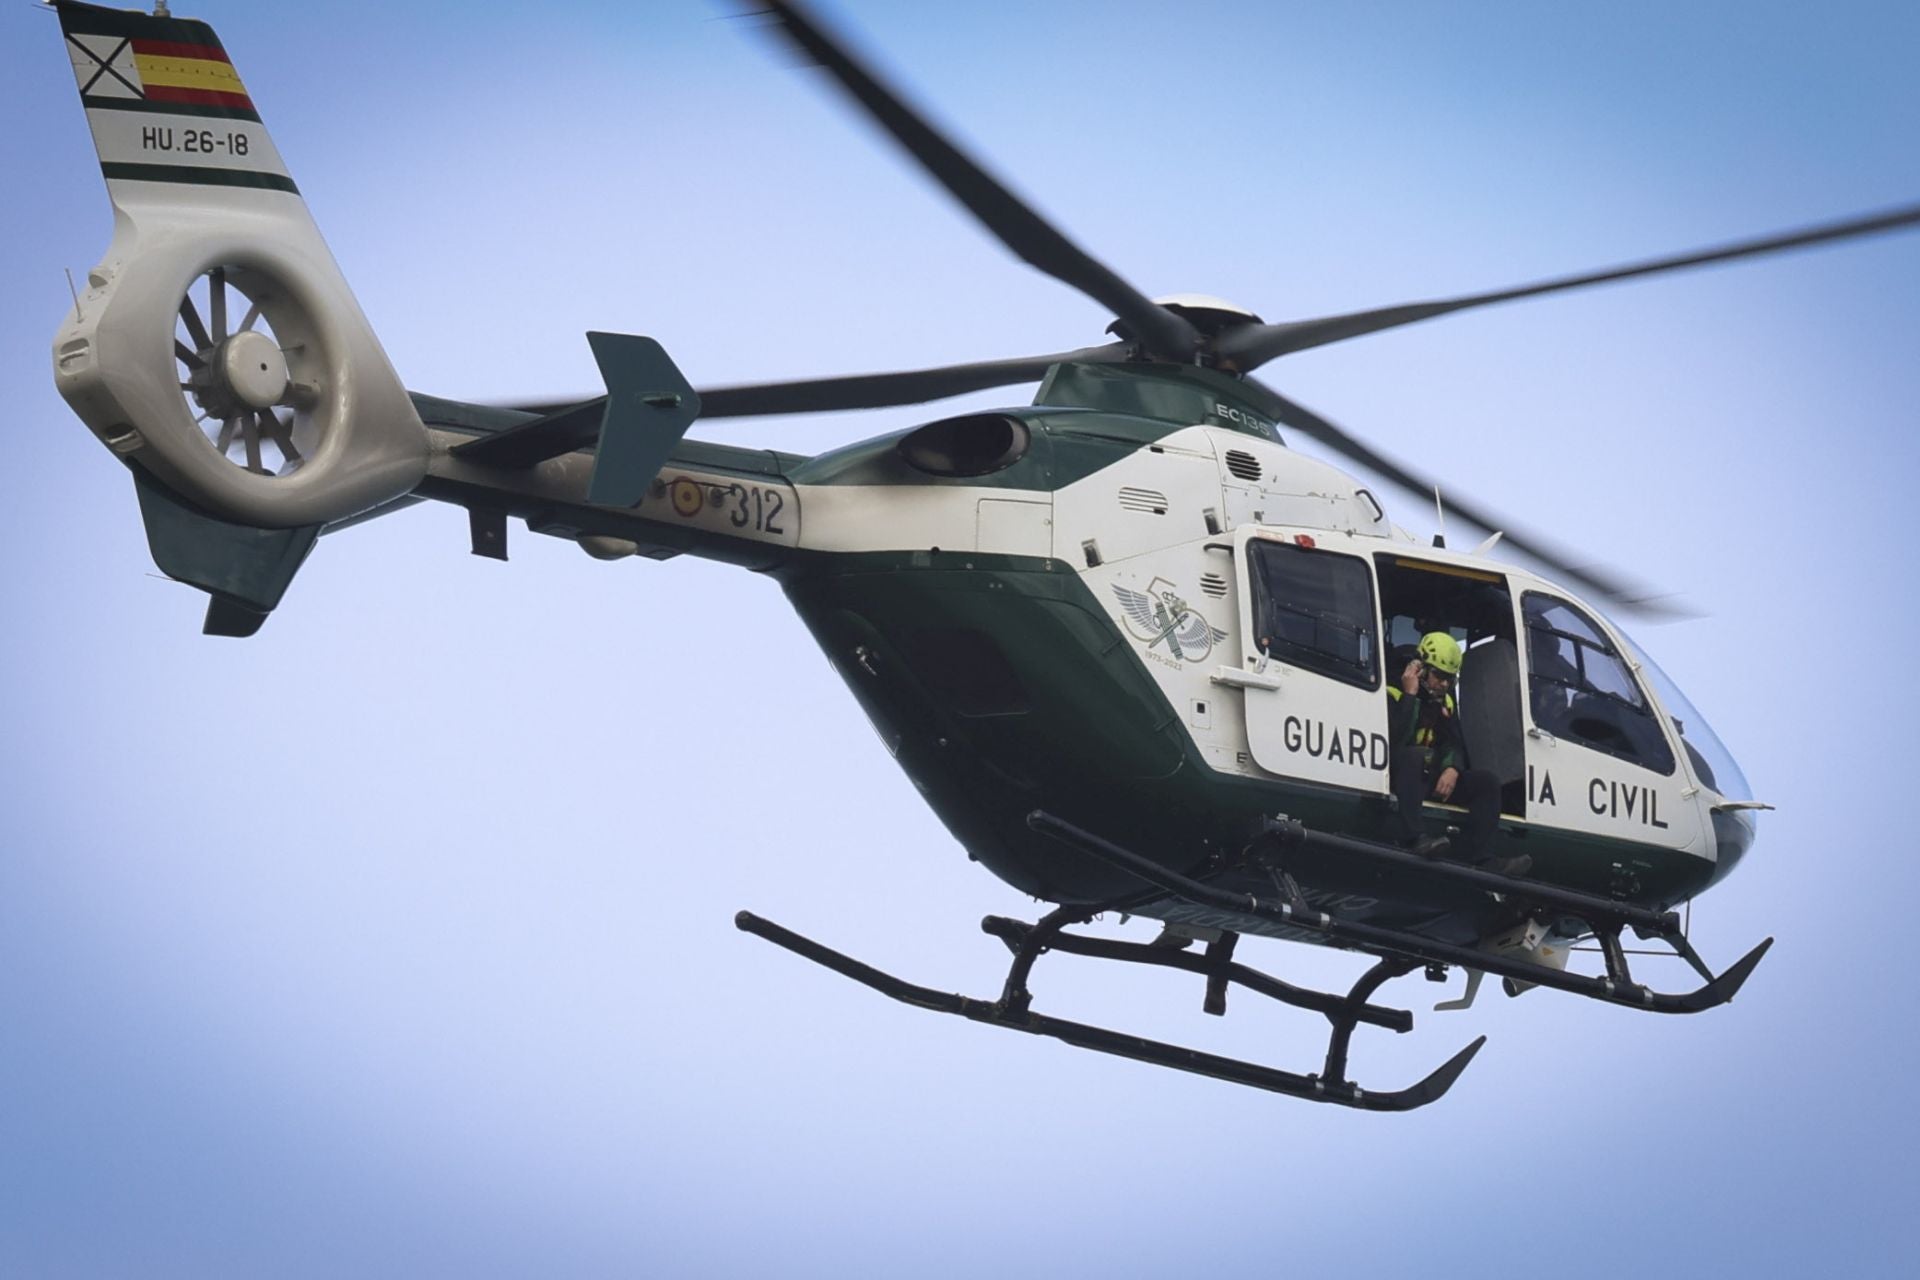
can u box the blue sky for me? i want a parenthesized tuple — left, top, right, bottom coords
(4, 2, 1918, 1275)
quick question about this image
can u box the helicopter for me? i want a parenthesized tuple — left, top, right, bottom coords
(44, 0, 1920, 1112)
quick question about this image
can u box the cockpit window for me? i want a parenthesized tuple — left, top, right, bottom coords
(1250, 541, 1378, 690)
(1523, 592, 1675, 775)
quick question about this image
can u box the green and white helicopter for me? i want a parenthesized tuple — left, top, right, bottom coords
(48, 0, 1920, 1110)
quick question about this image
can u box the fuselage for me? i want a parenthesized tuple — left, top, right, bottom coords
(419, 359, 1759, 947)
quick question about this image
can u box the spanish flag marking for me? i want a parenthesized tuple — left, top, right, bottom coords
(130, 38, 253, 110)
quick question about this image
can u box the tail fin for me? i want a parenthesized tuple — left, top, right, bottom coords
(50, 1, 428, 627)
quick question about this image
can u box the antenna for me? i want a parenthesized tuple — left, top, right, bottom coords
(64, 267, 83, 322)
(1431, 485, 1446, 548)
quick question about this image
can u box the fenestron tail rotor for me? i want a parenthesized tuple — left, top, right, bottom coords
(51, 0, 430, 631)
(175, 266, 318, 478)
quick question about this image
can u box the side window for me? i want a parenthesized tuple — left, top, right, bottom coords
(1523, 592, 1675, 774)
(1250, 541, 1378, 689)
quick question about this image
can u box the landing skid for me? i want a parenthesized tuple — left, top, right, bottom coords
(735, 909, 1484, 1111)
(734, 811, 1773, 1109)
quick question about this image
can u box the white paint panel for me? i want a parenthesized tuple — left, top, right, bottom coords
(1052, 430, 1220, 565)
(67, 35, 141, 98)
(1521, 735, 1707, 855)
(642, 468, 799, 548)
(86, 109, 292, 180)
(1081, 538, 1247, 772)
(975, 497, 1050, 555)
(794, 482, 1014, 554)
(1216, 442, 1389, 538)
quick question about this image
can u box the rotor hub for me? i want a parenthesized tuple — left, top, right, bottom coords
(1106, 294, 1266, 355)
(219, 329, 291, 410)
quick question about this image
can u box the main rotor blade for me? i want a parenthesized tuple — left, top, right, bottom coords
(699, 343, 1130, 418)
(502, 343, 1130, 420)
(745, 0, 1199, 361)
(1217, 202, 1920, 371)
(1242, 376, 1676, 616)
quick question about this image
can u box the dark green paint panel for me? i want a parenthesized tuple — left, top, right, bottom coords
(1036, 361, 1280, 442)
(1707, 809, 1757, 888)
(786, 419, 1052, 491)
(668, 438, 808, 479)
(784, 560, 1202, 902)
(131, 463, 319, 614)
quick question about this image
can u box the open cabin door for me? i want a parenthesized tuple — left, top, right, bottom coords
(1373, 553, 1529, 819)
(1226, 528, 1390, 794)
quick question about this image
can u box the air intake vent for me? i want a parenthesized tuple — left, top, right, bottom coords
(1225, 449, 1262, 481)
(1118, 486, 1168, 514)
(1200, 572, 1228, 598)
(898, 413, 1031, 477)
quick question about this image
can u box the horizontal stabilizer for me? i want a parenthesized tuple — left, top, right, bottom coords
(451, 333, 700, 508)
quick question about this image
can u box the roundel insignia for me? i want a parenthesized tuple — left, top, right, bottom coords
(668, 476, 704, 518)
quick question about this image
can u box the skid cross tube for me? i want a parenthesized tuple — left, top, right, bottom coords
(736, 911, 1484, 1111)
(994, 905, 1095, 1017)
(1026, 811, 1772, 1015)
(1324, 959, 1418, 1086)
(979, 916, 1412, 1032)
(1201, 931, 1237, 1016)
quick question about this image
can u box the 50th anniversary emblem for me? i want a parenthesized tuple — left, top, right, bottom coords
(1112, 578, 1226, 664)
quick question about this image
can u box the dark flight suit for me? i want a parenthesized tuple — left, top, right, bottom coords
(1386, 686, 1501, 862)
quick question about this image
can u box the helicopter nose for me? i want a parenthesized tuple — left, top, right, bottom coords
(1708, 804, 1758, 886)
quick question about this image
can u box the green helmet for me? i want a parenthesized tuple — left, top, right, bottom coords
(1417, 631, 1463, 677)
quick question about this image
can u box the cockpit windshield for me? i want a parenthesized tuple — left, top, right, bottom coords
(1616, 631, 1755, 802)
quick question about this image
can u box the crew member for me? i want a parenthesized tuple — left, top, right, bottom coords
(1387, 632, 1529, 876)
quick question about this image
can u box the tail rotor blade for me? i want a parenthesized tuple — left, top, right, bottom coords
(241, 414, 265, 474)
(178, 294, 211, 354)
(261, 410, 301, 466)
(209, 266, 227, 344)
